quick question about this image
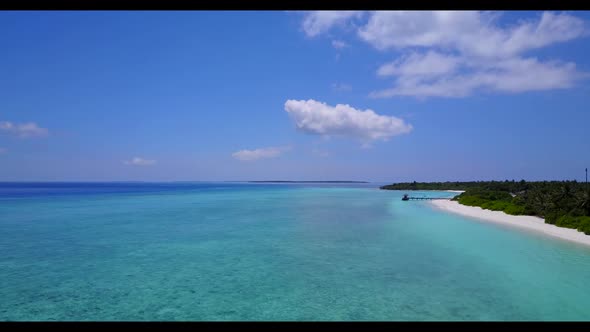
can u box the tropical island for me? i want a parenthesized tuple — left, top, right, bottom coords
(247, 181, 369, 183)
(381, 180, 590, 235)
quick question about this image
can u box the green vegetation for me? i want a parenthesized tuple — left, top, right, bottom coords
(381, 181, 479, 191)
(380, 180, 590, 235)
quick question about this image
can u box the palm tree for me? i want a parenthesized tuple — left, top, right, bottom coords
(575, 189, 590, 216)
(530, 189, 551, 216)
(555, 183, 573, 210)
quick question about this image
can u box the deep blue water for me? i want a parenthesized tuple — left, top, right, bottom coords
(1, 182, 590, 321)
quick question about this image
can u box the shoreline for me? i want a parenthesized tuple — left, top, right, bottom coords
(430, 199, 590, 247)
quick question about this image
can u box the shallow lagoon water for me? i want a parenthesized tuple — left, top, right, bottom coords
(1, 182, 590, 321)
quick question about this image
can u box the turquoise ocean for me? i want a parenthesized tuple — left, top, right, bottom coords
(1, 182, 590, 321)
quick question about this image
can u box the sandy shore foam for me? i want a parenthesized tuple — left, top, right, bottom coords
(430, 199, 590, 247)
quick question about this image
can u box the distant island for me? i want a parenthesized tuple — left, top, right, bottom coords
(247, 181, 369, 183)
(381, 180, 590, 235)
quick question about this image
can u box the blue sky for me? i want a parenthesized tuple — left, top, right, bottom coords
(1, 11, 590, 182)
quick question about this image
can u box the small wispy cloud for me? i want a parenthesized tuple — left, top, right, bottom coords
(311, 148, 330, 158)
(370, 56, 582, 98)
(232, 146, 291, 161)
(123, 157, 156, 166)
(0, 121, 49, 138)
(301, 11, 363, 37)
(331, 40, 349, 49)
(331, 82, 352, 92)
(376, 51, 460, 78)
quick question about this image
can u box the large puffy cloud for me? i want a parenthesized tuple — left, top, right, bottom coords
(358, 11, 484, 51)
(123, 157, 156, 166)
(232, 146, 291, 161)
(0, 121, 49, 138)
(284, 99, 412, 143)
(299, 11, 588, 98)
(358, 11, 586, 58)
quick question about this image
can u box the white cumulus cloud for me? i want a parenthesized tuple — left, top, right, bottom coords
(284, 99, 412, 144)
(124, 157, 156, 166)
(0, 121, 49, 138)
(232, 146, 291, 161)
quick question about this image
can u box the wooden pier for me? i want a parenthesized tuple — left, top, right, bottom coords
(402, 194, 451, 201)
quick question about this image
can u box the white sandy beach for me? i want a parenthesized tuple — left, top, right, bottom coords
(430, 199, 590, 247)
